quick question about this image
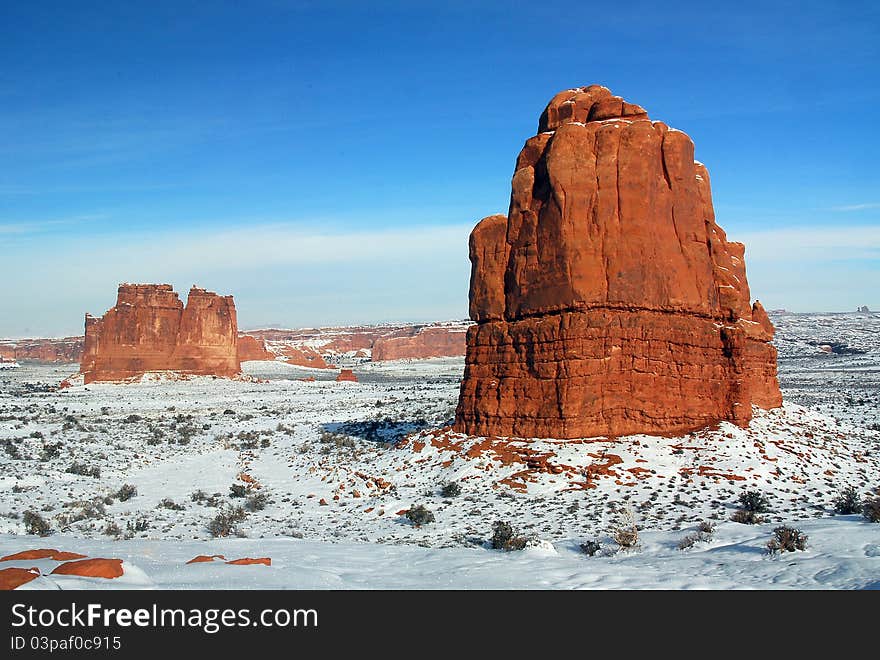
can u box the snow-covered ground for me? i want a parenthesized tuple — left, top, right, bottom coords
(0, 312, 878, 589)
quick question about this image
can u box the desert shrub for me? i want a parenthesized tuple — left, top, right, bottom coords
(404, 504, 435, 526)
(2, 440, 23, 460)
(158, 498, 185, 511)
(245, 492, 268, 512)
(440, 481, 462, 498)
(103, 522, 122, 537)
(766, 526, 808, 554)
(115, 484, 137, 502)
(66, 462, 100, 478)
(579, 540, 601, 556)
(612, 508, 640, 550)
(731, 509, 764, 525)
(207, 507, 247, 537)
(697, 520, 716, 534)
(29, 431, 44, 439)
(39, 441, 63, 461)
(863, 496, 880, 523)
(123, 414, 142, 424)
(738, 490, 770, 513)
(491, 520, 527, 551)
(64, 499, 106, 523)
(833, 486, 862, 514)
(229, 484, 248, 498)
(126, 517, 150, 533)
(23, 510, 51, 536)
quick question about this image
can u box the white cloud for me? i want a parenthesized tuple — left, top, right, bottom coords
(829, 202, 880, 212)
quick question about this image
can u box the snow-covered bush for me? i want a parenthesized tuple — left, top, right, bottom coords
(766, 526, 808, 554)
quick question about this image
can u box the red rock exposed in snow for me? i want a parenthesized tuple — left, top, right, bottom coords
(50, 558, 124, 579)
(0, 567, 40, 590)
(0, 549, 87, 562)
(336, 369, 358, 383)
(455, 85, 781, 440)
(80, 284, 240, 383)
(371, 325, 467, 361)
(225, 557, 271, 566)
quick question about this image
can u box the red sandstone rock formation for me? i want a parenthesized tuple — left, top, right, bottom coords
(236, 335, 274, 362)
(80, 284, 240, 383)
(336, 369, 358, 383)
(371, 325, 467, 361)
(455, 85, 781, 440)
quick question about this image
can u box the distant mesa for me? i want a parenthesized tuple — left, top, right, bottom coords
(80, 284, 240, 384)
(455, 84, 782, 440)
(857, 305, 870, 313)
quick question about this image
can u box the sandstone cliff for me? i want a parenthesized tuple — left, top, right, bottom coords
(455, 85, 781, 439)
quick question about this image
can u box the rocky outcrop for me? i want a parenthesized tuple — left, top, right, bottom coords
(371, 325, 467, 361)
(455, 85, 781, 440)
(336, 369, 358, 383)
(237, 335, 274, 362)
(80, 284, 240, 383)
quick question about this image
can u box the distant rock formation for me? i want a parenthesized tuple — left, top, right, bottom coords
(241, 321, 471, 362)
(371, 325, 467, 361)
(857, 305, 870, 313)
(0, 337, 84, 364)
(455, 85, 782, 440)
(80, 284, 240, 383)
(336, 369, 358, 383)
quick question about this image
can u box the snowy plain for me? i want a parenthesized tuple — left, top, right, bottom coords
(0, 312, 878, 589)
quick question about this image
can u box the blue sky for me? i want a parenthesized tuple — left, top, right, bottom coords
(2, 1, 878, 336)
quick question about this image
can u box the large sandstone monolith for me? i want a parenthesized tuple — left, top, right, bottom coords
(454, 85, 781, 439)
(80, 284, 240, 383)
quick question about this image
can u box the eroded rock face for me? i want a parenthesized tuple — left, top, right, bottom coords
(455, 85, 781, 439)
(80, 284, 240, 383)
